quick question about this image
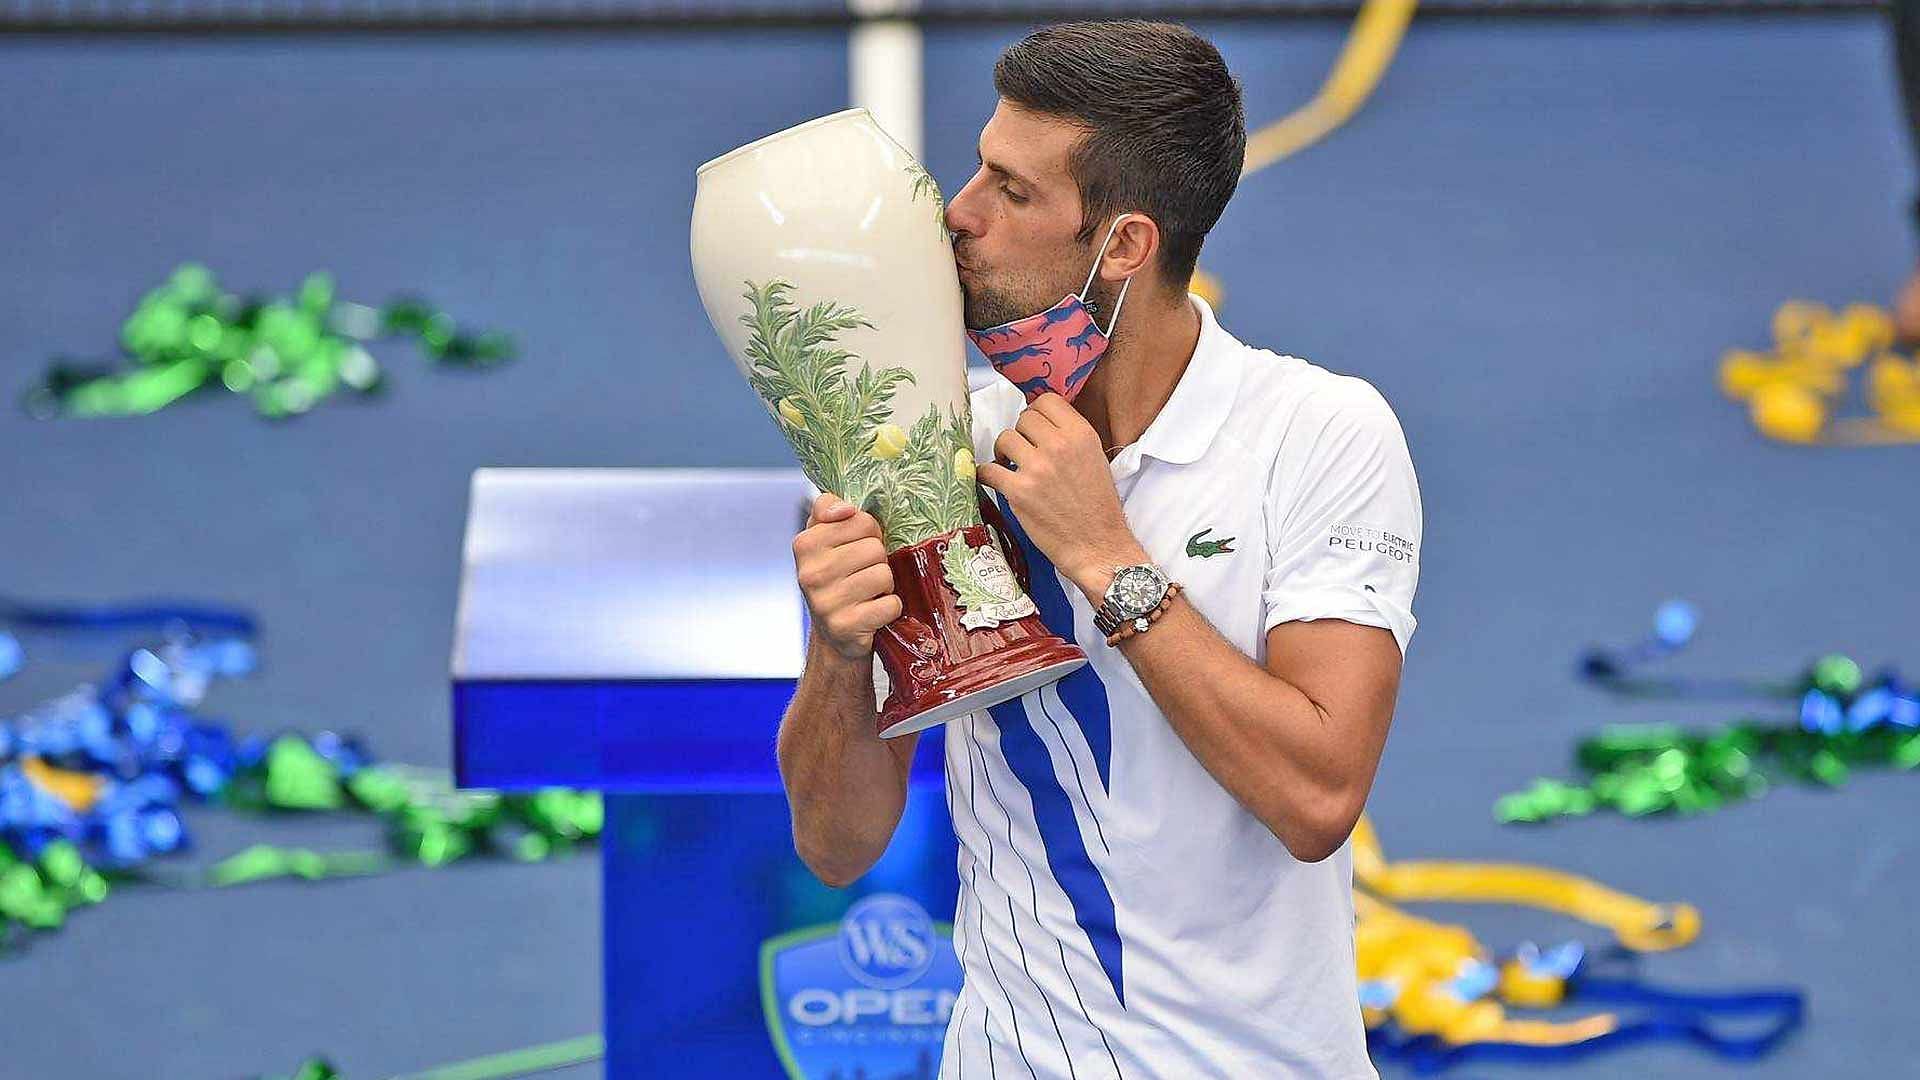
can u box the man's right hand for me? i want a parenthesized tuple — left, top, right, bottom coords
(794, 493, 904, 662)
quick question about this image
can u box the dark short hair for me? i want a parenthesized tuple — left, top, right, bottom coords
(993, 20, 1246, 289)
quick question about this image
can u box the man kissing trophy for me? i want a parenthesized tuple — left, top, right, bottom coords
(692, 108, 1085, 737)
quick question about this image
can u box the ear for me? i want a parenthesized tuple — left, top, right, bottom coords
(1098, 212, 1161, 286)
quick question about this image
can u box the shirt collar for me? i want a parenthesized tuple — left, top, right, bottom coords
(1130, 292, 1244, 466)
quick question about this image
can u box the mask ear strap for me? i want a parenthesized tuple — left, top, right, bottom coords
(1081, 213, 1133, 299)
(1083, 214, 1137, 337)
(1102, 275, 1134, 338)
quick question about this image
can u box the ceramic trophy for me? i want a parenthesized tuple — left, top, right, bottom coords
(692, 108, 1086, 737)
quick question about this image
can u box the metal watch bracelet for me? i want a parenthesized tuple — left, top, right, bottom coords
(1103, 582, 1183, 646)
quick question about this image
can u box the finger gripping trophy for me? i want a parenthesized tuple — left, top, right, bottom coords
(692, 108, 1086, 738)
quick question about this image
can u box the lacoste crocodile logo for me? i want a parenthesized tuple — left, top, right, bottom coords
(1186, 527, 1236, 559)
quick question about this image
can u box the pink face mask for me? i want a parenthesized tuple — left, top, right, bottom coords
(965, 214, 1136, 404)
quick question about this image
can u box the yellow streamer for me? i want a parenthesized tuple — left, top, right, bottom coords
(1351, 815, 1697, 1050)
(1191, 0, 1417, 310)
(1353, 815, 1699, 953)
(1367, 860, 1700, 953)
(22, 755, 107, 814)
(1354, 891, 1625, 1047)
(1242, 0, 1420, 176)
(1485, 1013, 1621, 1046)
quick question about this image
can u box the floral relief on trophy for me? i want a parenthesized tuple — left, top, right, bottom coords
(940, 536, 1038, 630)
(739, 278, 981, 550)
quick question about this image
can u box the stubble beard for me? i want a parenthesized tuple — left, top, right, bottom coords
(961, 279, 1031, 332)
(959, 262, 1120, 335)
(962, 270, 1104, 333)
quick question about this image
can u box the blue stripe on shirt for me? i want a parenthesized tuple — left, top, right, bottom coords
(992, 494, 1114, 791)
(985, 495, 1126, 1007)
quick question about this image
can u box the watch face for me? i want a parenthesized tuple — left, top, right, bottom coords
(1112, 566, 1166, 615)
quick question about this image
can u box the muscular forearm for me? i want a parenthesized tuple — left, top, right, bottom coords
(1065, 556, 1379, 862)
(1127, 604, 1369, 860)
(776, 635, 914, 887)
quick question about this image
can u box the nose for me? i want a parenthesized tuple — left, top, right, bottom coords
(944, 168, 989, 241)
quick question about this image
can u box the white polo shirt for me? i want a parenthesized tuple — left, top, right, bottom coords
(934, 293, 1420, 1079)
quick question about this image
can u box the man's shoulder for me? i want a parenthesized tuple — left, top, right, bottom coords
(1217, 326, 1405, 464)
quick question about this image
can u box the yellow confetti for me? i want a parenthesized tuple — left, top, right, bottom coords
(1771, 300, 1831, 347)
(1721, 300, 1920, 445)
(1750, 382, 1828, 444)
(1717, 349, 1774, 400)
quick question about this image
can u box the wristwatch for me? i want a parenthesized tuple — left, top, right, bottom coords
(1093, 563, 1175, 639)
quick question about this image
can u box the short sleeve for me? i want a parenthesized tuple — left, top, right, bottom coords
(1260, 382, 1422, 653)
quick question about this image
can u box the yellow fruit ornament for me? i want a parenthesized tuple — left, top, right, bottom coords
(870, 422, 908, 460)
(776, 398, 805, 428)
(952, 447, 975, 481)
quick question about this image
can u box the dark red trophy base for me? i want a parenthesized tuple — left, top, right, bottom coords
(873, 500, 1086, 738)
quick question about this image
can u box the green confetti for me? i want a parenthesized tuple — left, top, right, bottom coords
(23, 263, 515, 420)
(1500, 710, 1916, 823)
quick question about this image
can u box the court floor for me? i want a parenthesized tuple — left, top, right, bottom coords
(1, 14, 1914, 1077)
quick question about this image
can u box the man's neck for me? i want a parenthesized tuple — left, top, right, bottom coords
(1074, 290, 1202, 453)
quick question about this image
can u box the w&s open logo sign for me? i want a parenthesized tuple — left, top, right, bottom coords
(760, 893, 963, 1079)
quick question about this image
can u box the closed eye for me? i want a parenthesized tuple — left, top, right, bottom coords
(977, 149, 1030, 204)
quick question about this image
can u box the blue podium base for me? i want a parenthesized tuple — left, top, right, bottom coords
(447, 472, 965, 1076)
(604, 784, 961, 1078)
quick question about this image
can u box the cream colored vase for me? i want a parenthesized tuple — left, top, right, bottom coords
(691, 107, 1085, 738)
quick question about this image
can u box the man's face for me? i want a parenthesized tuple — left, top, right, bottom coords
(945, 101, 1101, 332)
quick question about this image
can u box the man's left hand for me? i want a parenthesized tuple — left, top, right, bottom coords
(975, 393, 1150, 599)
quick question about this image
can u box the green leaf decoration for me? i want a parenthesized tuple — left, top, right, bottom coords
(739, 278, 980, 550)
(738, 279, 893, 514)
(943, 406, 977, 526)
(867, 401, 980, 548)
(905, 162, 951, 242)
